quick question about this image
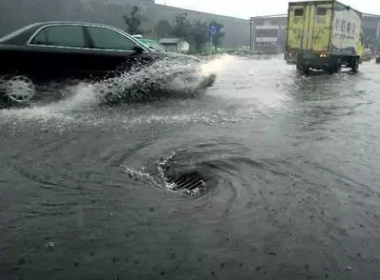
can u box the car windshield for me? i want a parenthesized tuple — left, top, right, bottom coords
(135, 40, 154, 51)
(141, 40, 167, 52)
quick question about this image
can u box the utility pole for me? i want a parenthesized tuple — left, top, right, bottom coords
(210, 3, 216, 57)
(277, 21, 280, 54)
(210, 34, 213, 56)
(250, 18, 253, 55)
(210, 24, 216, 57)
(376, 19, 380, 55)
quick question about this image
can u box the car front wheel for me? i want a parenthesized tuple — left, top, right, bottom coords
(1, 75, 36, 104)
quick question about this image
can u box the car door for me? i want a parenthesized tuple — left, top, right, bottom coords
(83, 26, 153, 79)
(28, 24, 92, 82)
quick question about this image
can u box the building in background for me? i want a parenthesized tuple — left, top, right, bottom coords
(250, 13, 380, 55)
(362, 14, 380, 54)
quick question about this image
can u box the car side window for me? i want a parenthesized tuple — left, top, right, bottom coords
(31, 25, 85, 48)
(86, 27, 136, 51)
(31, 29, 48, 45)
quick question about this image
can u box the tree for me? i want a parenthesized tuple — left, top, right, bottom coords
(123, 5, 145, 35)
(171, 13, 211, 53)
(172, 13, 191, 40)
(209, 20, 225, 50)
(154, 20, 174, 37)
(188, 20, 209, 52)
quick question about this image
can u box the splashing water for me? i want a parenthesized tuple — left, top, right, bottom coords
(0, 55, 233, 123)
(0, 83, 97, 122)
(94, 55, 225, 104)
(200, 54, 235, 76)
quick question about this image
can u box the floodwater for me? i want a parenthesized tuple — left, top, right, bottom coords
(1, 55, 380, 280)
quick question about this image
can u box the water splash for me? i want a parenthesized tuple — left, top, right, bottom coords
(0, 55, 231, 122)
(94, 56, 218, 104)
(200, 54, 235, 76)
(0, 83, 97, 123)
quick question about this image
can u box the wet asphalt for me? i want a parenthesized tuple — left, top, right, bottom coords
(1, 55, 380, 280)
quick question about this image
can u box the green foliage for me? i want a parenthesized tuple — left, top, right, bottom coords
(172, 13, 193, 40)
(188, 20, 209, 52)
(171, 14, 227, 53)
(123, 5, 145, 35)
(154, 20, 174, 37)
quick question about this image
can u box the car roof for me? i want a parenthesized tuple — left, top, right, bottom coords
(30, 21, 126, 29)
(0, 21, 142, 46)
(8, 21, 127, 31)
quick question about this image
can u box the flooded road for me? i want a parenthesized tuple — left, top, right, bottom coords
(1, 56, 380, 280)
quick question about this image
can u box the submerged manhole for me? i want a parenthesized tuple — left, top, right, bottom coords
(165, 172, 207, 194)
(156, 152, 210, 195)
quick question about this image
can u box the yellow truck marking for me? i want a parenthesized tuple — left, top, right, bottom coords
(288, 3, 333, 52)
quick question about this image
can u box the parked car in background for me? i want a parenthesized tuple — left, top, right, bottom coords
(0, 21, 214, 105)
(376, 54, 380, 64)
(159, 38, 190, 53)
(132, 35, 168, 53)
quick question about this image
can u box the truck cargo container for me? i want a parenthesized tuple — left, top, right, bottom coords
(285, 0, 365, 74)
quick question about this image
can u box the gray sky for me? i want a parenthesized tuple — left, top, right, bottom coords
(155, 0, 380, 19)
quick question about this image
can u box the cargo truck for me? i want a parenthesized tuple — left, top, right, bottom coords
(285, 0, 365, 74)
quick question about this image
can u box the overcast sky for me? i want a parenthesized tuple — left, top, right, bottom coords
(154, 0, 380, 19)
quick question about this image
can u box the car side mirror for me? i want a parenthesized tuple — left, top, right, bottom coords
(132, 45, 145, 54)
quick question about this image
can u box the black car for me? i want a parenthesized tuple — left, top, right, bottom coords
(376, 54, 380, 64)
(0, 21, 214, 104)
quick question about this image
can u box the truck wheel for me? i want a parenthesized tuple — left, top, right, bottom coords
(328, 59, 341, 74)
(296, 64, 310, 75)
(335, 60, 342, 73)
(328, 65, 335, 74)
(352, 58, 359, 73)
